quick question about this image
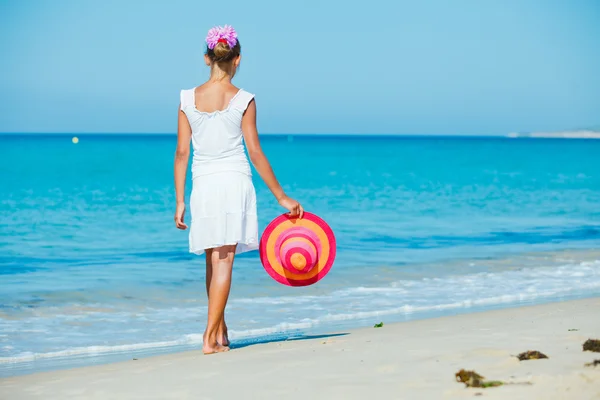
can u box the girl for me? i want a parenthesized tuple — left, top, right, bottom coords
(174, 25, 303, 355)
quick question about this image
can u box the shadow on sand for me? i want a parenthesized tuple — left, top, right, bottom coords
(229, 332, 349, 350)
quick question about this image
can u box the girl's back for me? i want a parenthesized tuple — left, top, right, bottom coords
(193, 85, 240, 114)
(180, 84, 255, 178)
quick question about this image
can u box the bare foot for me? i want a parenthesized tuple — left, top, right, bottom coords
(217, 322, 230, 346)
(202, 342, 229, 355)
(203, 333, 230, 355)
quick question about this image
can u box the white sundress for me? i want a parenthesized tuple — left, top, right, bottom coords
(180, 87, 259, 255)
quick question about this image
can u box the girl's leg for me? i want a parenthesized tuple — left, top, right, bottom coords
(203, 244, 236, 354)
(204, 248, 229, 346)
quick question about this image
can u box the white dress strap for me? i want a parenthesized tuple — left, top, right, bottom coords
(231, 90, 255, 112)
(180, 89, 194, 111)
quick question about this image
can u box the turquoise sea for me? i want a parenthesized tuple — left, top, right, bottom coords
(1, 134, 600, 376)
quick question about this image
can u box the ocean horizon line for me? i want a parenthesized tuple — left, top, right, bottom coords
(1, 131, 506, 137)
(2, 132, 600, 141)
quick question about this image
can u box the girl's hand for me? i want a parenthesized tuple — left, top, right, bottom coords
(174, 202, 188, 230)
(278, 196, 304, 219)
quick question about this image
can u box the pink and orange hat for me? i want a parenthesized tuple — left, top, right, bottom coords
(259, 212, 336, 287)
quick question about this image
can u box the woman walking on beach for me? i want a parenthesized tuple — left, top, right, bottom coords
(173, 25, 303, 354)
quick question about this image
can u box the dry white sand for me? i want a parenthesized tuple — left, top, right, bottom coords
(1, 298, 599, 400)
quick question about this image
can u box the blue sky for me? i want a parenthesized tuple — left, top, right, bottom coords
(0, 0, 599, 135)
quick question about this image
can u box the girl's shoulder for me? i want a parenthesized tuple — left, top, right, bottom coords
(231, 88, 255, 112)
(179, 86, 255, 113)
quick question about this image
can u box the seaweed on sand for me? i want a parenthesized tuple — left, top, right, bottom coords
(455, 369, 503, 388)
(583, 339, 600, 352)
(373, 322, 384, 328)
(584, 360, 600, 367)
(517, 350, 548, 361)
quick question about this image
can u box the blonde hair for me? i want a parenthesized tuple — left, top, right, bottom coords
(206, 41, 241, 64)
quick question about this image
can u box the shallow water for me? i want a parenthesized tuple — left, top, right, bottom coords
(1, 134, 600, 376)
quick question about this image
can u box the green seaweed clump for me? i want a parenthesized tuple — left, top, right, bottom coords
(584, 359, 600, 367)
(583, 339, 600, 352)
(517, 350, 549, 361)
(373, 322, 384, 328)
(455, 369, 503, 389)
(481, 381, 504, 388)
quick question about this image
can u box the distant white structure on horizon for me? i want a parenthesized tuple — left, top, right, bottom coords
(507, 130, 600, 139)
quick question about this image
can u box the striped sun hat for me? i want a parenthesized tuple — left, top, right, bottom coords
(259, 212, 336, 286)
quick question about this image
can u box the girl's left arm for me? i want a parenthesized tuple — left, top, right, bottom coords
(174, 106, 191, 230)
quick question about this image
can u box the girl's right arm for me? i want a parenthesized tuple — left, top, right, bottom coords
(241, 99, 304, 218)
(174, 105, 192, 230)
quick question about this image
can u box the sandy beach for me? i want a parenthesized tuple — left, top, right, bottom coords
(1, 298, 599, 399)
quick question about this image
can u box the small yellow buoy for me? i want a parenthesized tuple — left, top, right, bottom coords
(72, 136, 79, 144)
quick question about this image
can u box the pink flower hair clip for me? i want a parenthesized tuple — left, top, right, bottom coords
(206, 25, 238, 49)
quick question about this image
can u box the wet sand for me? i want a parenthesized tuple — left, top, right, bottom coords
(1, 297, 599, 399)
